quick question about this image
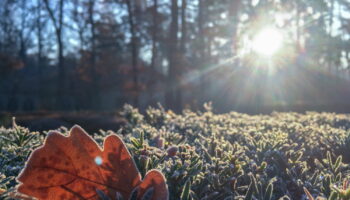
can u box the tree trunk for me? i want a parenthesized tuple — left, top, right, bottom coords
(126, 0, 139, 107)
(295, 0, 301, 54)
(328, 0, 335, 73)
(19, 0, 27, 64)
(197, 0, 206, 106)
(150, 0, 158, 105)
(229, 0, 241, 56)
(58, 0, 65, 109)
(43, 0, 66, 110)
(36, 0, 44, 108)
(180, 0, 187, 52)
(175, 0, 187, 111)
(88, 0, 99, 109)
(166, 0, 179, 111)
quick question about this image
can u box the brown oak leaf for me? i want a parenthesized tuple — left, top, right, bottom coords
(16, 125, 168, 200)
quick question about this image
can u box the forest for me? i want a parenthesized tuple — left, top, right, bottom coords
(1, 0, 350, 113)
(3, 1, 350, 199)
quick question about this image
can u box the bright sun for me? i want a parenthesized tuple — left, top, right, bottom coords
(252, 28, 283, 56)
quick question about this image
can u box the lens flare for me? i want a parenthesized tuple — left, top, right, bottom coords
(95, 156, 103, 165)
(252, 28, 283, 56)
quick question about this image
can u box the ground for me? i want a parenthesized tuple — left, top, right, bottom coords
(1, 105, 350, 199)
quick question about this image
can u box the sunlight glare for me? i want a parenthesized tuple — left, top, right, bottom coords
(95, 156, 103, 165)
(252, 28, 283, 56)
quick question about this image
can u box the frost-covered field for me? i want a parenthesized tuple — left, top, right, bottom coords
(1, 105, 350, 199)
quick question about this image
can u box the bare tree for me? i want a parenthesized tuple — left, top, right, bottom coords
(175, 0, 188, 111)
(149, 0, 159, 105)
(295, 0, 302, 54)
(43, 0, 66, 109)
(166, 0, 179, 111)
(88, 0, 100, 109)
(125, 0, 139, 107)
(180, 0, 187, 52)
(197, 0, 206, 105)
(36, 0, 46, 107)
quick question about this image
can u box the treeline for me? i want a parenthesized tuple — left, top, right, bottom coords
(0, 0, 350, 112)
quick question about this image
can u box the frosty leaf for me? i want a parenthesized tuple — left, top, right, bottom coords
(138, 170, 168, 200)
(16, 125, 168, 200)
